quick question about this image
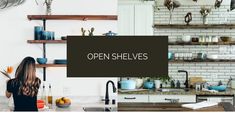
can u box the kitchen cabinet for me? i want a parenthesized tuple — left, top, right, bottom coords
(197, 95, 234, 105)
(149, 95, 196, 103)
(118, 94, 149, 103)
(118, 94, 196, 103)
(118, 1, 154, 35)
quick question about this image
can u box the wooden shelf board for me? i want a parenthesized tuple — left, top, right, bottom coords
(169, 60, 235, 63)
(27, 40, 66, 43)
(154, 24, 235, 29)
(27, 15, 118, 20)
(36, 64, 67, 68)
(168, 42, 235, 45)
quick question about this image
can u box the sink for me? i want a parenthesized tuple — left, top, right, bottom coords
(158, 88, 185, 92)
(83, 107, 117, 112)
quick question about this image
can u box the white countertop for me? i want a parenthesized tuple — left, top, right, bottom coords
(0, 103, 117, 112)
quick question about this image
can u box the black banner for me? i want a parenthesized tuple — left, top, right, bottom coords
(67, 36, 168, 77)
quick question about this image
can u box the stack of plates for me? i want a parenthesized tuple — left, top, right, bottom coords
(54, 59, 67, 64)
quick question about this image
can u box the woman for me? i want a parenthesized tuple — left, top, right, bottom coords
(6, 57, 41, 111)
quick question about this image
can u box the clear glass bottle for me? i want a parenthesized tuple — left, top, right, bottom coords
(47, 84, 53, 109)
(41, 83, 47, 104)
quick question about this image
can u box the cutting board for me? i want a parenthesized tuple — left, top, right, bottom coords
(189, 77, 204, 87)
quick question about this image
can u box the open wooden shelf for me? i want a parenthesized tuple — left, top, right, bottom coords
(154, 24, 235, 29)
(168, 41, 235, 45)
(36, 64, 67, 68)
(27, 15, 118, 20)
(27, 40, 66, 44)
(169, 60, 235, 63)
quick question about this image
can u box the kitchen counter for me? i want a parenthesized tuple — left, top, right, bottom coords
(118, 102, 235, 111)
(0, 103, 117, 112)
(118, 88, 235, 96)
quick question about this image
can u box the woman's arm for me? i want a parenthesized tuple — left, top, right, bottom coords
(5, 80, 12, 98)
(5, 90, 11, 98)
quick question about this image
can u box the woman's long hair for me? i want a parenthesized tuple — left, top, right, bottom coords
(15, 57, 41, 97)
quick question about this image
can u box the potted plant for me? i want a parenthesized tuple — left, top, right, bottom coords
(1, 66, 14, 110)
(159, 76, 171, 88)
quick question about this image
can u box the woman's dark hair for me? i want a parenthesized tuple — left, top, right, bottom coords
(15, 56, 41, 97)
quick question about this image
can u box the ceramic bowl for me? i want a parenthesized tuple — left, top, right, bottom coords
(220, 36, 231, 42)
(37, 58, 47, 64)
(182, 36, 191, 42)
(56, 103, 71, 108)
(208, 85, 227, 91)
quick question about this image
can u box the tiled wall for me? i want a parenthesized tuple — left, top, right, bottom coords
(154, 5, 235, 86)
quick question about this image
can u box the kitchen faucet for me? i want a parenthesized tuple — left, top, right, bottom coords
(104, 80, 117, 105)
(178, 70, 189, 91)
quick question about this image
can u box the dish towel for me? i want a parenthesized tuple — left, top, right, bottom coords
(182, 101, 218, 110)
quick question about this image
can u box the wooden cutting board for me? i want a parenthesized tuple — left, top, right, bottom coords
(189, 77, 204, 87)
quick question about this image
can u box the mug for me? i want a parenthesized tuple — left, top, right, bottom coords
(34, 26, 44, 40)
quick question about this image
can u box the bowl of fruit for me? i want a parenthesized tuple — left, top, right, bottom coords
(56, 97, 71, 108)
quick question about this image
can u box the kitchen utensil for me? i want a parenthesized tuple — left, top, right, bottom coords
(201, 82, 209, 89)
(54, 59, 67, 64)
(231, 79, 235, 89)
(135, 78, 144, 89)
(37, 58, 47, 64)
(120, 79, 136, 90)
(195, 83, 201, 92)
(220, 36, 231, 42)
(144, 81, 154, 89)
(103, 31, 117, 36)
(34, 26, 44, 40)
(182, 35, 191, 42)
(208, 85, 227, 91)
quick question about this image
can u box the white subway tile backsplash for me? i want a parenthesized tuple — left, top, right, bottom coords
(156, 5, 235, 83)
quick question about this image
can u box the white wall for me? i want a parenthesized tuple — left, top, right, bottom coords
(0, 0, 117, 97)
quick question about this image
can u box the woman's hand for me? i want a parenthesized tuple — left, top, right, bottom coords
(5, 80, 12, 98)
